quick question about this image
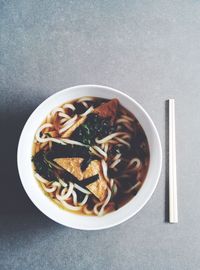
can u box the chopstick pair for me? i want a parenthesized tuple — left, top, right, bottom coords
(168, 99, 178, 223)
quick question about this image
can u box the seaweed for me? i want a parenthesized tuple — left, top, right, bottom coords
(32, 151, 57, 181)
(71, 113, 115, 145)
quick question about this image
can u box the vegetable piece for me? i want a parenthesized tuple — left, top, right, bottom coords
(81, 174, 99, 186)
(46, 143, 90, 160)
(32, 151, 57, 181)
(81, 156, 96, 171)
(71, 113, 115, 145)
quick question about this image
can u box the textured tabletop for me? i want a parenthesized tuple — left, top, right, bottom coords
(1, 1, 200, 270)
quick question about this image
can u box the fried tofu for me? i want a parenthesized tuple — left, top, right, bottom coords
(82, 160, 107, 201)
(54, 157, 107, 201)
(61, 116, 86, 138)
(94, 98, 119, 122)
(54, 157, 84, 179)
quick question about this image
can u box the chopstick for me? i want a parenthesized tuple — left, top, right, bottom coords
(169, 99, 178, 223)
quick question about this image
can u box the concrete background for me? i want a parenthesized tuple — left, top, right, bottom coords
(1, 1, 200, 269)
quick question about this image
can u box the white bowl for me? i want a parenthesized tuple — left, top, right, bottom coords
(17, 85, 162, 230)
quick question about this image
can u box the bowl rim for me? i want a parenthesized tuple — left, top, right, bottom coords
(17, 84, 162, 230)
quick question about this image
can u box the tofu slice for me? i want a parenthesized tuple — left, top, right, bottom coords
(94, 98, 119, 122)
(61, 116, 86, 138)
(54, 157, 84, 179)
(82, 160, 108, 201)
(54, 157, 107, 201)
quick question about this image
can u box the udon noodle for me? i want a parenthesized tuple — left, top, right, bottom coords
(32, 97, 149, 216)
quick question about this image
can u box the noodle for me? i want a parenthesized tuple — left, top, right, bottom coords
(35, 123, 65, 145)
(74, 183, 91, 195)
(83, 205, 93, 215)
(80, 106, 94, 116)
(77, 97, 94, 102)
(113, 153, 121, 161)
(95, 132, 126, 144)
(82, 101, 89, 108)
(124, 181, 142, 194)
(61, 200, 82, 211)
(60, 182, 74, 200)
(101, 159, 109, 182)
(72, 190, 78, 205)
(93, 202, 103, 215)
(127, 158, 141, 170)
(35, 173, 49, 184)
(122, 114, 134, 122)
(41, 183, 57, 193)
(58, 112, 71, 120)
(112, 183, 118, 196)
(98, 188, 111, 216)
(93, 145, 107, 159)
(51, 107, 65, 116)
(63, 103, 76, 110)
(110, 159, 121, 169)
(115, 137, 131, 148)
(104, 143, 109, 153)
(60, 118, 68, 124)
(121, 134, 131, 139)
(109, 179, 114, 188)
(123, 123, 134, 132)
(59, 178, 68, 188)
(79, 194, 89, 206)
(59, 115, 78, 134)
(89, 147, 102, 158)
(55, 183, 62, 200)
(116, 118, 130, 124)
(61, 188, 67, 197)
(61, 138, 88, 147)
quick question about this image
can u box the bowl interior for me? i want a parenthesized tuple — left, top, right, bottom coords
(17, 85, 162, 230)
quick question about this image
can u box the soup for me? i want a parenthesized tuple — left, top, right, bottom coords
(32, 97, 149, 216)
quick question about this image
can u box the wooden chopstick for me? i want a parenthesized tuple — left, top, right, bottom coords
(169, 99, 178, 223)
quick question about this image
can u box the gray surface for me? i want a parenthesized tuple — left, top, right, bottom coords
(0, 1, 200, 269)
